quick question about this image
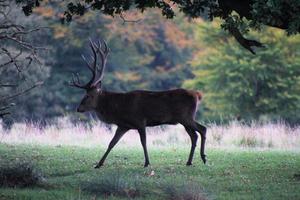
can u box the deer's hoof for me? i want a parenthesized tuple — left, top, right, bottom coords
(201, 154, 206, 164)
(94, 163, 103, 169)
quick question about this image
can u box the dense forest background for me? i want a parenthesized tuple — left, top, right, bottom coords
(1, 3, 300, 125)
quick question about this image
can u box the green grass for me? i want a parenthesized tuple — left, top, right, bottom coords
(0, 144, 299, 200)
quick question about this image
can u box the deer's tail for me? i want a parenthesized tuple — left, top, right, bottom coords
(196, 91, 203, 101)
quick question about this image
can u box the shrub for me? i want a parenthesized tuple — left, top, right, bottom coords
(82, 173, 142, 198)
(162, 181, 208, 200)
(0, 162, 43, 187)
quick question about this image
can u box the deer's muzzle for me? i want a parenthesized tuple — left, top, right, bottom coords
(77, 107, 84, 113)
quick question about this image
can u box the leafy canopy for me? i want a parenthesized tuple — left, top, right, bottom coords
(15, 0, 300, 54)
(185, 20, 300, 123)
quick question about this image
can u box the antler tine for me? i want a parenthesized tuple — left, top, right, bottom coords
(90, 39, 100, 54)
(93, 39, 110, 85)
(96, 40, 102, 52)
(94, 40, 101, 50)
(103, 40, 110, 54)
(69, 73, 87, 89)
(81, 55, 94, 73)
(84, 38, 98, 87)
(100, 40, 110, 80)
(76, 72, 84, 85)
(70, 38, 110, 89)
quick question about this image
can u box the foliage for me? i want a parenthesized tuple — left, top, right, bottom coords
(14, 0, 300, 54)
(15, 0, 300, 32)
(251, 0, 300, 35)
(185, 20, 300, 123)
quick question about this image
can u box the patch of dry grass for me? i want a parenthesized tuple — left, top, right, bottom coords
(0, 117, 299, 150)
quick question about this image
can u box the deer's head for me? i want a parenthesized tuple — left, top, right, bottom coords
(69, 39, 109, 113)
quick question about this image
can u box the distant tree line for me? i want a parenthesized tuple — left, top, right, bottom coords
(1, 2, 299, 125)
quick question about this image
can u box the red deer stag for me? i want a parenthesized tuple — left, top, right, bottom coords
(70, 39, 207, 168)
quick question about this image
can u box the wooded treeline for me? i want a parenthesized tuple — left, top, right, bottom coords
(1, 3, 299, 125)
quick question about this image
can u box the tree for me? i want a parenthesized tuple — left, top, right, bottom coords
(11, 5, 195, 121)
(0, 0, 47, 120)
(185, 20, 300, 124)
(15, 0, 300, 54)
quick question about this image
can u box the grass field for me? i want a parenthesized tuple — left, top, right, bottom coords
(0, 144, 300, 200)
(0, 121, 300, 199)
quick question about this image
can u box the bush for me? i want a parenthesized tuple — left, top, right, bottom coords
(162, 181, 208, 200)
(0, 162, 43, 187)
(82, 173, 142, 198)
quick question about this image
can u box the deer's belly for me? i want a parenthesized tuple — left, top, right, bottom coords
(96, 112, 136, 128)
(146, 121, 178, 127)
(96, 112, 114, 124)
(146, 117, 179, 126)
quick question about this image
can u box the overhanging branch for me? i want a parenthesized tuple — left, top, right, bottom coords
(228, 26, 264, 54)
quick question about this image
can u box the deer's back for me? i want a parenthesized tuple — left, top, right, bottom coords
(96, 89, 202, 128)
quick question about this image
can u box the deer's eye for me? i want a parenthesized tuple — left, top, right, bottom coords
(83, 95, 90, 101)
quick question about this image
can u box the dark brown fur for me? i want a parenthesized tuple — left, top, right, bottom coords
(70, 40, 206, 168)
(77, 88, 207, 168)
(96, 89, 200, 128)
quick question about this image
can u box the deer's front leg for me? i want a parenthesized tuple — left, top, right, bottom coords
(138, 128, 150, 167)
(95, 126, 129, 168)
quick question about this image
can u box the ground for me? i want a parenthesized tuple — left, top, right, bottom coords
(0, 144, 299, 200)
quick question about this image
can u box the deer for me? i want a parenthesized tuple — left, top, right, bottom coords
(69, 39, 207, 168)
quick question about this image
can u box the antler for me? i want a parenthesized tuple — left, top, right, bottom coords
(91, 39, 109, 87)
(69, 39, 110, 89)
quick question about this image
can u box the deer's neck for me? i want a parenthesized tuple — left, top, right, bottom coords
(94, 91, 117, 124)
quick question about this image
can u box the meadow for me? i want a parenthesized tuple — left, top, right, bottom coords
(0, 119, 300, 200)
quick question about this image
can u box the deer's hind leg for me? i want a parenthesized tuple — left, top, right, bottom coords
(184, 126, 198, 166)
(193, 121, 207, 164)
(95, 126, 129, 168)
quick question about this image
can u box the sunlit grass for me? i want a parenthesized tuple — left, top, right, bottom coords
(0, 144, 299, 200)
(0, 118, 299, 199)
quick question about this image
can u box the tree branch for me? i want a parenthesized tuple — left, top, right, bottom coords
(0, 0, 46, 119)
(0, 81, 43, 102)
(119, 12, 142, 24)
(228, 26, 265, 54)
(0, 83, 17, 87)
(0, 112, 10, 118)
